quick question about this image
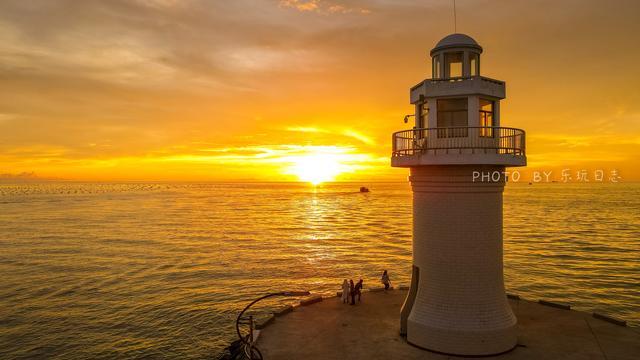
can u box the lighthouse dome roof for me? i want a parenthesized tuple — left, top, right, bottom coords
(431, 33, 483, 55)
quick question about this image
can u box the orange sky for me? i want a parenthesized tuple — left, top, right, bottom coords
(1, 0, 639, 182)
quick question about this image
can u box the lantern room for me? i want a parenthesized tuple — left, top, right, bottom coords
(431, 33, 482, 79)
(393, 33, 525, 167)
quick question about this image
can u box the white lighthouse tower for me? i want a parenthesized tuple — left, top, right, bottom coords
(393, 34, 526, 356)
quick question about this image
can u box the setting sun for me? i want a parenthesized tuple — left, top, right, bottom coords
(287, 152, 349, 185)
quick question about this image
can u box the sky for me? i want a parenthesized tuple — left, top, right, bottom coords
(1, 0, 639, 182)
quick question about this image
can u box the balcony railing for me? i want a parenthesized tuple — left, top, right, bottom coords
(392, 127, 525, 157)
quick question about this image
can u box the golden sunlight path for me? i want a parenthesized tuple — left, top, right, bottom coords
(255, 289, 639, 359)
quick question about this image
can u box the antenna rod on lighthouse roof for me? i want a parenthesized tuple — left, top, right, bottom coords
(453, 0, 457, 33)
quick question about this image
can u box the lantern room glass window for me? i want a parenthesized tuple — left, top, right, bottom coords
(444, 52, 463, 78)
(479, 99, 494, 137)
(437, 98, 468, 137)
(469, 53, 479, 76)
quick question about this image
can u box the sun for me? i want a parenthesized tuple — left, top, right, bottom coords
(288, 153, 347, 185)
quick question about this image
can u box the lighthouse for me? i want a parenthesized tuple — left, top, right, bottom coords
(393, 34, 526, 356)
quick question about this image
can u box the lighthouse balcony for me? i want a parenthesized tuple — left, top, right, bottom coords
(391, 126, 526, 167)
(410, 76, 505, 103)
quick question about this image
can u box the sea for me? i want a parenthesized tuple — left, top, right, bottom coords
(0, 182, 638, 359)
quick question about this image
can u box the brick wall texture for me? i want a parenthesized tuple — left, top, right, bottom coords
(406, 165, 517, 355)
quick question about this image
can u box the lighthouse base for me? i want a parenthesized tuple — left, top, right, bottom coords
(407, 319, 517, 356)
(406, 165, 517, 355)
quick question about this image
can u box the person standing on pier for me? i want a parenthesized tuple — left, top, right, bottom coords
(349, 279, 355, 305)
(341, 279, 350, 304)
(354, 279, 363, 303)
(381, 270, 391, 291)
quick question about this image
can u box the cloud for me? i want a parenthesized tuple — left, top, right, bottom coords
(0, 113, 17, 123)
(286, 126, 326, 133)
(280, 0, 320, 12)
(285, 126, 375, 145)
(0, 171, 38, 179)
(341, 129, 374, 145)
(279, 0, 370, 14)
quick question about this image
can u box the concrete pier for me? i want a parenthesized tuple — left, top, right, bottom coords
(256, 289, 639, 359)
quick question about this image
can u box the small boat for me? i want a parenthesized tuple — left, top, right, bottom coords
(359, 187, 370, 193)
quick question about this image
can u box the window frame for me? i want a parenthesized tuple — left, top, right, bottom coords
(479, 99, 494, 137)
(437, 98, 468, 138)
(444, 52, 464, 79)
(469, 53, 480, 77)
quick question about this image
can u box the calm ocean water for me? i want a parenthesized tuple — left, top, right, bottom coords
(0, 182, 638, 359)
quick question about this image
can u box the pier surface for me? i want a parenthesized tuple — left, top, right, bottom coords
(256, 289, 639, 359)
